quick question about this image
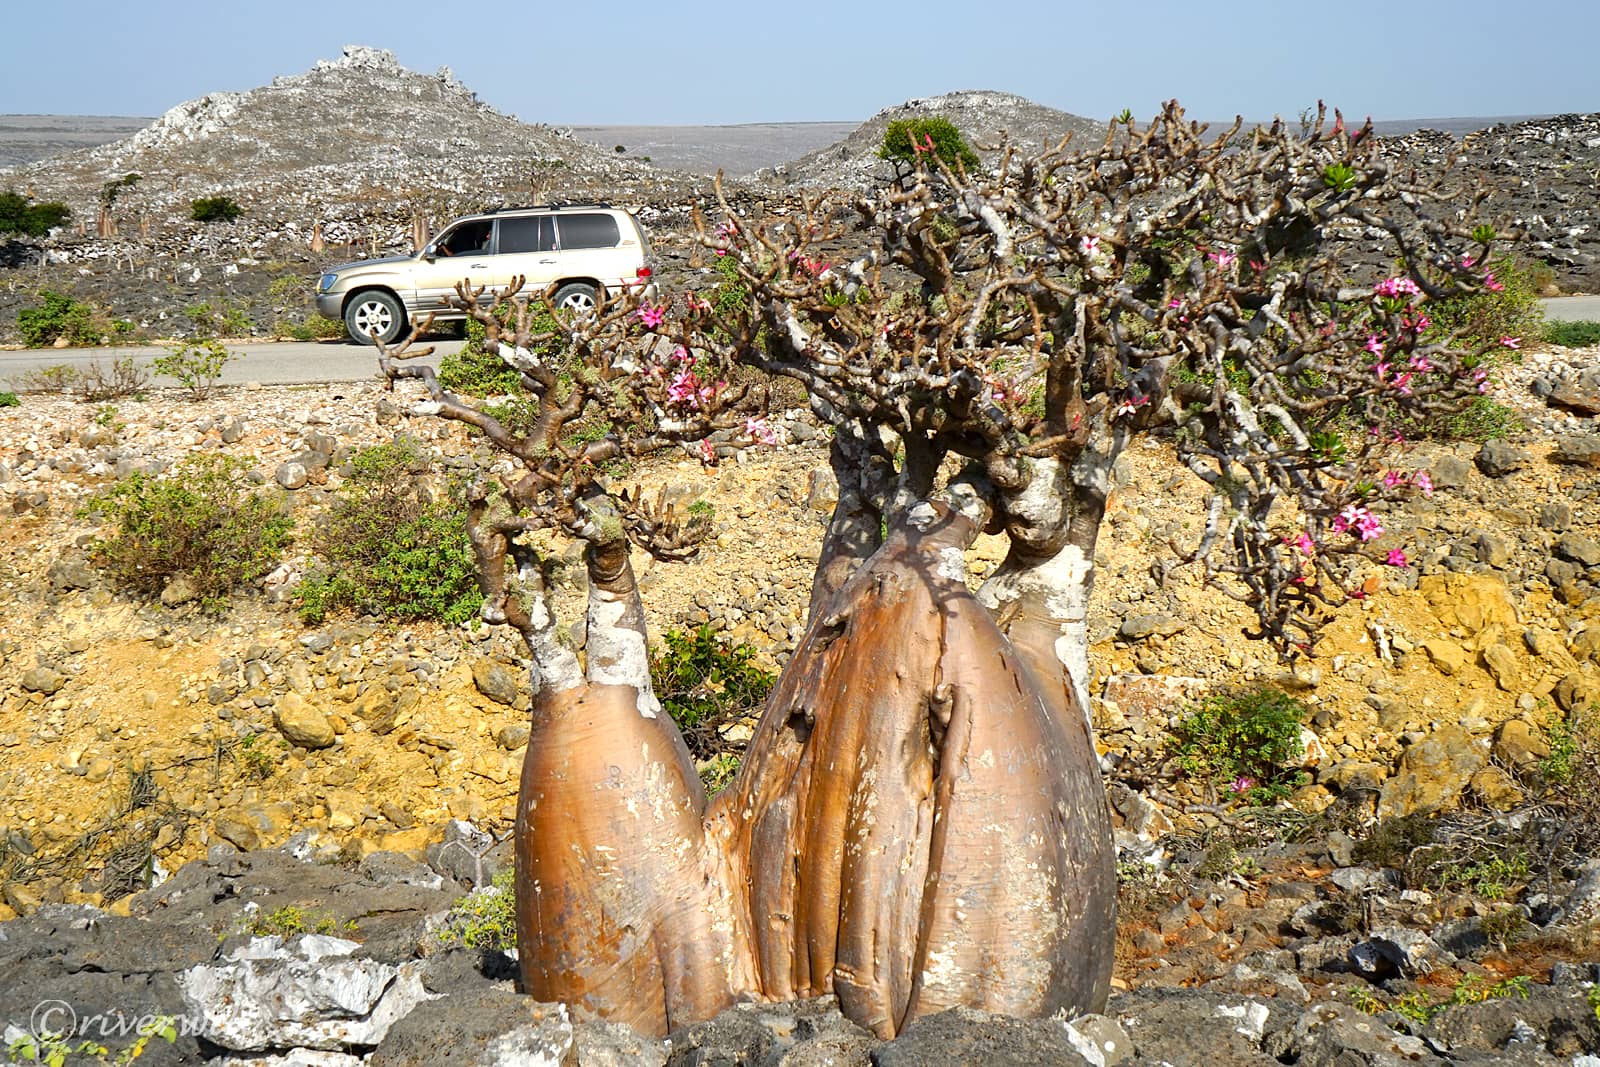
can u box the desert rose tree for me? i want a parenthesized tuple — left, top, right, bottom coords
(374, 101, 1504, 1038)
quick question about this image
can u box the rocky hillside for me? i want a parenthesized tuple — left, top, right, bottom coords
(766, 89, 1108, 189)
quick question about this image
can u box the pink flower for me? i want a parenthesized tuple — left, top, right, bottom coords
(1113, 394, 1149, 419)
(1386, 549, 1408, 567)
(698, 439, 717, 463)
(1365, 334, 1386, 356)
(1289, 531, 1315, 555)
(1499, 335, 1520, 349)
(1374, 276, 1421, 298)
(1414, 471, 1433, 497)
(1374, 361, 1390, 383)
(1393, 371, 1413, 396)
(1484, 271, 1505, 292)
(744, 416, 778, 445)
(635, 304, 666, 329)
(1208, 249, 1236, 268)
(1409, 354, 1433, 372)
(667, 367, 701, 406)
(1249, 259, 1266, 273)
(1382, 470, 1407, 488)
(1461, 255, 1476, 268)
(670, 345, 690, 363)
(1355, 513, 1384, 541)
(685, 294, 712, 314)
(1229, 776, 1256, 794)
(1167, 298, 1183, 309)
(1079, 235, 1100, 257)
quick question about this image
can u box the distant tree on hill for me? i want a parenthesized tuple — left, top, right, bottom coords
(190, 195, 243, 223)
(878, 115, 980, 172)
(0, 191, 71, 237)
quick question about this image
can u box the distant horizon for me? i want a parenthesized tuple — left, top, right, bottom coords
(3, 1, 1596, 127)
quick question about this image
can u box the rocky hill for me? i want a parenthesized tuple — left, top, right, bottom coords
(0, 46, 700, 258)
(766, 89, 1108, 189)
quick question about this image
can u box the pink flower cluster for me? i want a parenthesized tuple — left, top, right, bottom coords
(744, 416, 778, 445)
(1381, 468, 1433, 497)
(787, 250, 830, 277)
(635, 304, 666, 329)
(666, 366, 725, 409)
(1332, 504, 1384, 541)
(1208, 248, 1236, 269)
(1374, 276, 1421, 299)
(1079, 235, 1100, 257)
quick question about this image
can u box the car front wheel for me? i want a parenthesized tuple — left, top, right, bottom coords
(552, 283, 599, 316)
(344, 290, 405, 345)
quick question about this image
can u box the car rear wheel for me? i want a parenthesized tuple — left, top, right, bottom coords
(344, 290, 405, 345)
(552, 283, 599, 316)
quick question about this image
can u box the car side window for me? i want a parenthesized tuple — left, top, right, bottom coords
(438, 220, 494, 257)
(499, 215, 557, 254)
(555, 213, 620, 250)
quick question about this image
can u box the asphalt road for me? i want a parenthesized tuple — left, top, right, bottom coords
(2, 297, 1595, 391)
(1543, 295, 1600, 322)
(0, 337, 467, 390)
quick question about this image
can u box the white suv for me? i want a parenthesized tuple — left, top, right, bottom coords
(315, 203, 656, 344)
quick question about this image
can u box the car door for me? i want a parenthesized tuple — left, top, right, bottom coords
(494, 214, 559, 298)
(553, 213, 624, 294)
(415, 219, 497, 312)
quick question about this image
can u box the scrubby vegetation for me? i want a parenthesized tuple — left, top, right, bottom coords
(296, 440, 482, 625)
(878, 116, 979, 171)
(651, 624, 776, 791)
(153, 339, 237, 400)
(0, 190, 71, 237)
(85, 453, 293, 611)
(17, 290, 101, 347)
(1168, 687, 1310, 805)
(1544, 319, 1600, 347)
(190, 195, 243, 223)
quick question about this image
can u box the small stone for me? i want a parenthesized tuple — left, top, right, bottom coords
(1475, 439, 1527, 477)
(1481, 643, 1521, 691)
(1421, 639, 1465, 676)
(1550, 434, 1600, 468)
(160, 574, 199, 607)
(212, 814, 260, 851)
(20, 666, 66, 695)
(1555, 533, 1600, 567)
(274, 691, 336, 749)
(274, 461, 308, 490)
(472, 660, 520, 707)
(1430, 454, 1474, 489)
(1119, 614, 1184, 640)
(496, 723, 530, 750)
(1493, 719, 1550, 767)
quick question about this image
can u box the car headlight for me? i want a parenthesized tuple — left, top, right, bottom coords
(317, 273, 338, 292)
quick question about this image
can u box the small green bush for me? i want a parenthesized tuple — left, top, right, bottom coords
(1168, 687, 1309, 805)
(1544, 320, 1600, 348)
(296, 440, 482, 625)
(0, 190, 71, 237)
(0, 392, 17, 408)
(437, 343, 524, 396)
(190, 195, 242, 223)
(1445, 396, 1524, 442)
(86, 453, 292, 611)
(651, 625, 776, 791)
(17, 290, 100, 347)
(154, 339, 236, 400)
(1425, 256, 1545, 351)
(73, 358, 148, 403)
(183, 300, 252, 338)
(879, 117, 980, 172)
(435, 867, 517, 950)
(282, 314, 345, 341)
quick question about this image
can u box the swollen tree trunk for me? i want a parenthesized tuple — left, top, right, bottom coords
(717, 497, 1116, 1038)
(513, 530, 750, 1036)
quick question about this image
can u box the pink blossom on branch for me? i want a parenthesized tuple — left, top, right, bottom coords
(1385, 549, 1408, 567)
(744, 416, 779, 446)
(1374, 276, 1422, 298)
(635, 304, 667, 329)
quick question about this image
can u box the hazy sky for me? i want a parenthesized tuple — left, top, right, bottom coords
(3, 0, 1595, 125)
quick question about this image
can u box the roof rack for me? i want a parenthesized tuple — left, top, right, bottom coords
(482, 202, 613, 214)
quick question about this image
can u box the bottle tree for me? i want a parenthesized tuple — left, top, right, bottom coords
(374, 102, 1505, 1038)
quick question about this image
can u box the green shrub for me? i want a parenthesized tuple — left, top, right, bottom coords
(435, 867, 517, 950)
(1445, 397, 1524, 442)
(153, 337, 235, 399)
(154, 339, 236, 400)
(437, 343, 524, 396)
(651, 625, 776, 791)
(17, 290, 100, 347)
(1168, 687, 1309, 805)
(0, 190, 71, 237)
(296, 440, 482, 625)
(86, 453, 292, 611)
(13, 363, 80, 394)
(183, 300, 252, 338)
(190, 195, 242, 223)
(282, 314, 346, 341)
(1544, 319, 1600, 348)
(879, 117, 980, 172)
(0, 392, 17, 408)
(1425, 256, 1545, 351)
